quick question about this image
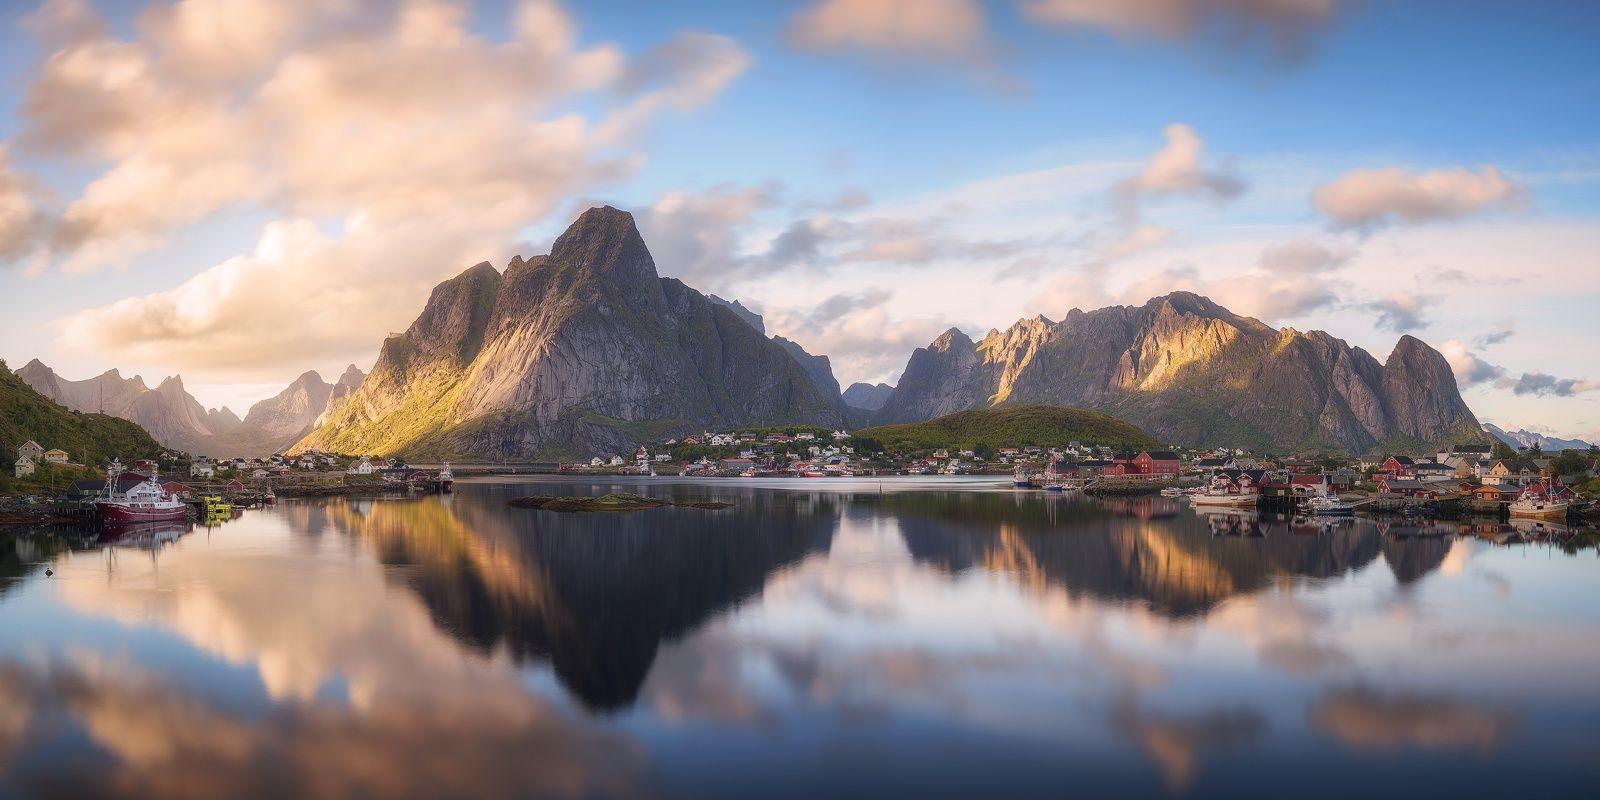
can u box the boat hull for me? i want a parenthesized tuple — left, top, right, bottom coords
(1509, 505, 1568, 521)
(95, 502, 188, 524)
(1191, 495, 1258, 509)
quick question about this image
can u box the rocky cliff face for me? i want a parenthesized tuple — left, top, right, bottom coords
(842, 382, 894, 411)
(295, 206, 844, 459)
(15, 360, 233, 453)
(875, 292, 1483, 455)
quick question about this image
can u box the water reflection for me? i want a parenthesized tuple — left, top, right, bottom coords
(0, 480, 1596, 798)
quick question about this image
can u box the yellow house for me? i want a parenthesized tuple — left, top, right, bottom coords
(43, 448, 69, 465)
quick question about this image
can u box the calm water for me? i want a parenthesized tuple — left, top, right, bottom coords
(2, 477, 1598, 799)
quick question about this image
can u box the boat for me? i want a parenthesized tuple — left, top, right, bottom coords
(1509, 495, 1569, 520)
(199, 495, 232, 515)
(1013, 468, 1034, 488)
(1190, 490, 1258, 509)
(1043, 483, 1066, 492)
(1306, 495, 1355, 515)
(438, 462, 454, 493)
(802, 469, 827, 478)
(93, 459, 188, 524)
(1159, 487, 1184, 497)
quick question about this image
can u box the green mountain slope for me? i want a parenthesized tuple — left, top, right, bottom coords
(857, 404, 1157, 452)
(0, 359, 163, 470)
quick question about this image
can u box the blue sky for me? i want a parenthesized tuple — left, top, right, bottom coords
(0, 0, 1597, 440)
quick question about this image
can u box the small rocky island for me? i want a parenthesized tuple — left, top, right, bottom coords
(508, 493, 732, 512)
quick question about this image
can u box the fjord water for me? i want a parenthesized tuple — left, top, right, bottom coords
(2, 479, 1597, 798)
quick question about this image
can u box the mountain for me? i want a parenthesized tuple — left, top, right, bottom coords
(1482, 423, 1591, 452)
(874, 292, 1483, 455)
(0, 359, 163, 472)
(857, 405, 1157, 452)
(709, 294, 847, 405)
(15, 359, 366, 458)
(842, 382, 895, 412)
(295, 206, 845, 459)
(204, 366, 366, 457)
(15, 359, 233, 453)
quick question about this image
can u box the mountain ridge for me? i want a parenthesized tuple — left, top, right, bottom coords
(875, 291, 1483, 455)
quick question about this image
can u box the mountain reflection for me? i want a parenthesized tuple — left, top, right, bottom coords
(284, 488, 837, 711)
(888, 493, 1436, 617)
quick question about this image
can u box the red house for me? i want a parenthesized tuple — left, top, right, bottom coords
(223, 479, 246, 493)
(1133, 451, 1182, 477)
(160, 480, 193, 498)
(1378, 477, 1439, 498)
(1379, 456, 1415, 478)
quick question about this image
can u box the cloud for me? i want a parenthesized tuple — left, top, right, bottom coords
(1022, 0, 1343, 63)
(0, 146, 47, 268)
(36, 0, 748, 375)
(1313, 165, 1528, 229)
(1311, 686, 1515, 752)
(1440, 340, 1507, 387)
(1472, 318, 1515, 348)
(787, 0, 990, 59)
(1359, 291, 1431, 333)
(1502, 371, 1600, 397)
(1439, 341, 1597, 397)
(1117, 123, 1245, 215)
(761, 291, 960, 384)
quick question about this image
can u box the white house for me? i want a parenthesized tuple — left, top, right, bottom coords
(14, 455, 36, 478)
(608, 455, 624, 466)
(590, 457, 604, 467)
(709, 434, 734, 447)
(190, 459, 215, 479)
(654, 453, 672, 462)
(42, 448, 69, 465)
(347, 456, 375, 475)
(17, 440, 43, 462)
(251, 468, 271, 479)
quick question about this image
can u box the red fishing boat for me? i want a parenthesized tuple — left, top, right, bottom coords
(93, 459, 188, 524)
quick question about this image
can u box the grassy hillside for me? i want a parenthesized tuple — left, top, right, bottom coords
(858, 405, 1158, 452)
(0, 359, 163, 472)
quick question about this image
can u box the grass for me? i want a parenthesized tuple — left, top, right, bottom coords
(0, 360, 163, 493)
(858, 404, 1157, 453)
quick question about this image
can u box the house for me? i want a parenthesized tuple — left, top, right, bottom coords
(709, 434, 734, 447)
(1484, 460, 1539, 486)
(608, 455, 624, 466)
(14, 455, 35, 478)
(161, 480, 193, 499)
(1471, 484, 1520, 503)
(42, 448, 69, 465)
(224, 479, 246, 493)
(1324, 469, 1360, 491)
(16, 440, 44, 462)
(590, 457, 604, 467)
(1411, 461, 1456, 480)
(251, 469, 271, 479)
(1377, 477, 1443, 498)
(1378, 455, 1415, 478)
(1192, 457, 1233, 471)
(191, 459, 215, 479)
(719, 457, 755, 472)
(68, 475, 147, 500)
(654, 453, 672, 462)
(1133, 450, 1182, 477)
(347, 456, 375, 475)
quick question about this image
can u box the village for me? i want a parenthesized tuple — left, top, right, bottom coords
(5, 423, 1599, 527)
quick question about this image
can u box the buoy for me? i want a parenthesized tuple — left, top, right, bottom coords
(45, 569, 53, 577)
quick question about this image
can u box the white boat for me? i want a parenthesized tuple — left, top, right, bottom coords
(438, 462, 454, 493)
(1190, 490, 1258, 509)
(1306, 495, 1355, 515)
(1509, 496, 1569, 520)
(1159, 487, 1184, 497)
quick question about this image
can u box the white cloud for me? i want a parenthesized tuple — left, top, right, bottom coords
(1440, 340, 1506, 387)
(1117, 123, 1245, 215)
(35, 0, 748, 376)
(787, 0, 990, 59)
(1022, 0, 1342, 62)
(0, 145, 46, 268)
(1313, 165, 1528, 228)
(1359, 291, 1432, 333)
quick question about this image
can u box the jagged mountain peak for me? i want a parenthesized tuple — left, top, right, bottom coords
(931, 327, 973, 351)
(549, 205, 657, 283)
(337, 364, 366, 387)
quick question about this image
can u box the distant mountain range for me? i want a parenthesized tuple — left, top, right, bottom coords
(10, 207, 1496, 460)
(1, 360, 163, 470)
(872, 292, 1484, 456)
(1482, 423, 1592, 452)
(842, 382, 894, 412)
(15, 359, 364, 458)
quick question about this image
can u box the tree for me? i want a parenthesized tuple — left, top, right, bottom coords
(1551, 451, 1589, 478)
(1491, 440, 1516, 460)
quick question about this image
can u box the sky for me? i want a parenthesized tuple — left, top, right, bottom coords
(0, 0, 1597, 440)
